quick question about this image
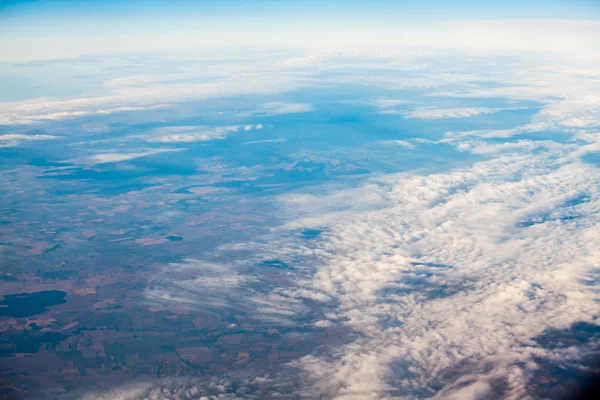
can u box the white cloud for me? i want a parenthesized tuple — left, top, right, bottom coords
(443, 20, 600, 56)
(346, 98, 410, 114)
(456, 139, 565, 155)
(381, 140, 415, 149)
(265, 102, 312, 114)
(238, 102, 314, 117)
(144, 124, 263, 143)
(405, 107, 503, 120)
(444, 122, 555, 140)
(426, 55, 600, 148)
(566, 133, 600, 161)
(243, 124, 263, 131)
(144, 259, 256, 313)
(0, 104, 170, 125)
(79, 376, 290, 400)
(538, 95, 600, 128)
(440, 380, 492, 400)
(86, 148, 182, 164)
(146, 125, 245, 143)
(243, 138, 286, 145)
(0, 71, 317, 125)
(0, 133, 57, 141)
(265, 147, 600, 399)
(2, 19, 598, 62)
(369, 99, 410, 110)
(0, 133, 58, 147)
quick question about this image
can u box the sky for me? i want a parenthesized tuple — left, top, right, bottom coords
(1, 0, 599, 61)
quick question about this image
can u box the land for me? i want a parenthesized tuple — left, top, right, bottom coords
(0, 271, 351, 399)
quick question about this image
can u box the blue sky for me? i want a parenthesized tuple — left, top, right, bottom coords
(1, 0, 598, 62)
(2, 0, 599, 19)
(2, 0, 599, 35)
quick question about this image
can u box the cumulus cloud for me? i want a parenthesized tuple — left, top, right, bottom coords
(223, 50, 600, 398)
(244, 123, 263, 131)
(538, 95, 600, 128)
(265, 147, 600, 399)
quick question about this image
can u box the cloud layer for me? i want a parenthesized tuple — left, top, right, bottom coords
(404, 107, 501, 120)
(0, 133, 58, 147)
(146, 124, 263, 143)
(85, 148, 183, 164)
(9, 38, 597, 400)
(271, 149, 600, 399)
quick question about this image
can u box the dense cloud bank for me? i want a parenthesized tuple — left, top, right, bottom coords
(282, 151, 599, 399)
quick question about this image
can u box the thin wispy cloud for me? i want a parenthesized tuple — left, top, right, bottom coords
(0, 104, 170, 125)
(381, 140, 415, 148)
(0, 133, 58, 147)
(146, 124, 263, 143)
(243, 138, 286, 145)
(238, 102, 314, 117)
(85, 148, 183, 164)
(405, 107, 503, 119)
(0, 73, 317, 126)
(144, 259, 257, 313)
(456, 139, 566, 154)
(346, 98, 411, 114)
